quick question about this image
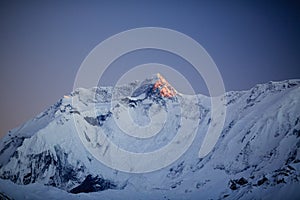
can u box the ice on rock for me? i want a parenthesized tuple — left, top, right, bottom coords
(0, 77, 299, 200)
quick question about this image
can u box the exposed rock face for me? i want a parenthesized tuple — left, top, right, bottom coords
(0, 77, 299, 199)
(69, 174, 120, 194)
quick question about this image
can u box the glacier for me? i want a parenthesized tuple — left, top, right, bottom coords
(0, 75, 299, 200)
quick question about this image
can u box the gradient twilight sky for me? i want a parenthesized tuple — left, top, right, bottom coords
(0, 0, 299, 138)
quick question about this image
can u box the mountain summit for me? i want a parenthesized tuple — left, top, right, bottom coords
(0, 78, 300, 200)
(153, 73, 177, 98)
(129, 73, 177, 100)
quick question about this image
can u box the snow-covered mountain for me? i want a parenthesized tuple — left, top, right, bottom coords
(0, 75, 299, 200)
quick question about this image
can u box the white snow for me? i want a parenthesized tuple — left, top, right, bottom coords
(0, 78, 299, 199)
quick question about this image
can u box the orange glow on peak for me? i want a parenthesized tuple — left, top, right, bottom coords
(153, 73, 177, 98)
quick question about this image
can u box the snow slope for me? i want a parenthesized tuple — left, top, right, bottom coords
(0, 76, 299, 199)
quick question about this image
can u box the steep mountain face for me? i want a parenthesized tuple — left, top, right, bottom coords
(0, 75, 299, 200)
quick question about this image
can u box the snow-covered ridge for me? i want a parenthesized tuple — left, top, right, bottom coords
(0, 77, 299, 200)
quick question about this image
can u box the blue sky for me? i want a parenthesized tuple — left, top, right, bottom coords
(0, 0, 299, 137)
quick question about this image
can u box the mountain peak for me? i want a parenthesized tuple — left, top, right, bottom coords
(153, 73, 177, 98)
(130, 73, 177, 99)
(0, 78, 299, 199)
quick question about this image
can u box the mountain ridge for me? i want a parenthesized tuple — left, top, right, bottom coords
(0, 78, 299, 199)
